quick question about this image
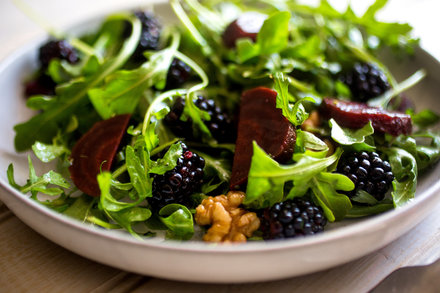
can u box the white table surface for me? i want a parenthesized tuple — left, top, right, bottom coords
(1, 0, 440, 292)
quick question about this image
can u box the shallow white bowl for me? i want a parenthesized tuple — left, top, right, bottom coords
(0, 2, 440, 283)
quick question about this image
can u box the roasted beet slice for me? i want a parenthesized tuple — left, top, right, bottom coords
(320, 98, 412, 136)
(69, 114, 131, 196)
(230, 87, 296, 189)
(222, 12, 267, 48)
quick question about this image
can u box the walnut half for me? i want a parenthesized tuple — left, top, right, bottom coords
(195, 191, 260, 243)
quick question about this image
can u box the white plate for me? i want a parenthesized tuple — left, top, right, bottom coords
(1, 2, 440, 283)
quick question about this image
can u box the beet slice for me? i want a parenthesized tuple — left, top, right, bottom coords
(222, 12, 267, 48)
(69, 114, 131, 196)
(320, 98, 412, 136)
(230, 87, 296, 190)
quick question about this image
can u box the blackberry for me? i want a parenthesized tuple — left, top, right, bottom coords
(260, 198, 327, 240)
(341, 63, 390, 102)
(24, 74, 56, 97)
(165, 58, 193, 89)
(150, 142, 205, 210)
(131, 11, 162, 61)
(164, 96, 236, 143)
(336, 151, 394, 201)
(38, 40, 79, 69)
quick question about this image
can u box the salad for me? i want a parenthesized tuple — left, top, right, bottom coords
(8, 0, 440, 242)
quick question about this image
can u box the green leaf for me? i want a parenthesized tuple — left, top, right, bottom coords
(88, 32, 180, 119)
(301, 130, 328, 151)
(63, 196, 95, 221)
(329, 119, 375, 151)
(346, 203, 393, 217)
(350, 189, 379, 205)
(236, 39, 260, 63)
(257, 11, 291, 55)
(7, 164, 20, 189)
(32, 141, 69, 163)
(181, 93, 212, 139)
(14, 14, 141, 151)
(125, 146, 152, 198)
(408, 109, 440, 128)
(393, 133, 440, 171)
(8, 156, 70, 198)
(273, 72, 313, 126)
(310, 173, 353, 221)
(98, 172, 140, 212)
(383, 147, 417, 207)
(149, 143, 183, 175)
(245, 142, 344, 209)
(362, 0, 388, 20)
(159, 204, 194, 240)
(26, 95, 56, 111)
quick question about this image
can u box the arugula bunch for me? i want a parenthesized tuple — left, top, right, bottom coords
(8, 0, 440, 241)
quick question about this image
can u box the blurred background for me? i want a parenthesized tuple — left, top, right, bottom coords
(0, 0, 439, 61)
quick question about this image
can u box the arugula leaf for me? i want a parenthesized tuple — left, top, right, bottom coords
(88, 32, 181, 119)
(393, 133, 440, 171)
(257, 11, 291, 55)
(98, 171, 142, 212)
(32, 140, 69, 163)
(159, 204, 194, 240)
(26, 95, 56, 111)
(308, 172, 353, 222)
(245, 142, 345, 209)
(350, 189, 380, 205)
(149, 143, 183, 175)
(362, 0, 388, 21)
(329, 119, 375, 151)
(346, 203, 394, 218)
(408, 109, 440, 128)
(14, 14, 142, 151)
(125, 146, 152, 199)
(7, 156, 70, 198)
(383, 147, 417, 207)
(109, 207, 152, 237)
(236, 11, 290, 62)
(63, 196, 96, 221)
(273, 72, 313, 126)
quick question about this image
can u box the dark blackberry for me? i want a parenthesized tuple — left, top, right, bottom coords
(131, 11, 162, 61)
(165, 58, 193, 89)
(24, 74, 56, 97)
(341, 63, 390, 102)
(260, 198, 327, 240)
(38, 40, 79, 69)
(336, 151, 394, 201)
(150, 142, 205, 210)
(164, 96, 236, 143)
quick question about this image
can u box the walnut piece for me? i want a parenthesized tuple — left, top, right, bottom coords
(195, 191, 260, 243)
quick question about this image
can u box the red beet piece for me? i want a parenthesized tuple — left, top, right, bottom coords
(69, 114, 131, 196)
(230, 87, 296, 190)
(222, 12, 267, 48)
(320, 98, 412, 136)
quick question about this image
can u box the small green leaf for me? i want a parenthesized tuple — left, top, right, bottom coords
(159, 204, 194, 240)
(32, 141, 69, 163)
(330, 119, 375, 151)
(150, 143, 183, 175)
(257, 11, 291, 55)
(408, 109, 440, 128)
(245, 142, 343, 209)
(383, 147, 417, 207)
(125, 146, 152, 198)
